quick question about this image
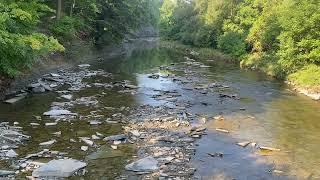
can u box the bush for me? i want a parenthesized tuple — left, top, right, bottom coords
(49, 16, 85, 41)
(218, 32, 246, 58)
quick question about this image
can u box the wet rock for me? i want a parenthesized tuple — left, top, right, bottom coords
(80, 138, 94, 146)
(50, 73, 60, 77)
(30, 123, 40, 126)
(148, 74, 160, 79)
(86, 146, 123, 160)
(4, 94, 27, 104)
(0, 170, 15, 176)
(89, 120, 102, 125)
(103, 134, 127, 142)
(113, 141, 122, 145)
(39, 140, 56, 146)
(43, 109, 77, 116)
(39, 82, 53, 91)
(45, 122, 57, 126)
(91, 135, 100, 140)
(32, 159, 87, 178)
(125, 156, 159, 172)
(61, 94, 72, 100)
(5, 149, 18, 158)
(208, 152, 223, 158)
(78, 64, 91, 68)
(130, 130, 141, 137)
(32, 86, 46, 93)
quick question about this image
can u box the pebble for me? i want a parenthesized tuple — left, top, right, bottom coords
(81, 146, 88, 151)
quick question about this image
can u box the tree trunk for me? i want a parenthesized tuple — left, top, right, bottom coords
(70, 0, 76, 16)
(57, 0, 62, 20)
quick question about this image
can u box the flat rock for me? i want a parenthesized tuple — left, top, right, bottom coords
(0, 170, 15, 176)
(4, 95, 26, 104)
(61, 95, 72, 100)
(78, 64, 91, 68)
(125, 156, 159, 172)
(5, 149, 18, 158)
(32, 159, 86, 178)
(103, 134, 127, 141)
(43, 110, 76, 116)
(50, 73, 61, 77)
(86, 146, 123, 160)
(39, 140, 56, 146)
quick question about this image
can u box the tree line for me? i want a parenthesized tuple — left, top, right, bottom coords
(160, 0, 320, 88)
(0, 0, 159, 77)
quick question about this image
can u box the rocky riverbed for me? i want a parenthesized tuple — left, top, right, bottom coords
(1, 41, 320, 179)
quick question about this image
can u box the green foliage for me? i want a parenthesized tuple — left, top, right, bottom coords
(160, 0, 320, 87)
(0, 0, 64, 77)
(218, 32, 246, 58)
(49, 16, 85, 41)
(288, 64, 320, 88)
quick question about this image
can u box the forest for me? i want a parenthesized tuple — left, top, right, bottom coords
(1, 0, 320, 89)
(1, 1, 320, 179)
(0, 0, 159, 76)
(160, 0, 320, 89)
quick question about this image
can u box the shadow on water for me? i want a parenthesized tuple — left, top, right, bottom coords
(1, 39, 320, 179)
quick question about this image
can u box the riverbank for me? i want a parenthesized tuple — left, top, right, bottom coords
(160, 40, 320, 101)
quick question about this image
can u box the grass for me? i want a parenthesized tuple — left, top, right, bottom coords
(159, 40, 233, 62)
(288, 64, 320, 92)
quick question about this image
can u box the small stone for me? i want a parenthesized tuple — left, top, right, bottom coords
(89, 120, 102, 125)
(260, 146, 280, 151)
(78, 64, 91, 68)
(215, 128, 229, 133)
(39, 140, 56, 146)
(113, 140, 121, 145)
(30, 123, 40, 126)
(50, 73, 60, 77)
(130, 130, 140, 137)
(52, 131, 62, 136)
(13, 122, 19, 125)
(111, 145, 118, 150)
(80, 138, 94, 146)
(96, 132, 103, 137)
(61, 95, 72, 100)
(237, 141, 251, 147)
(45, 122, 57, 126)
(103, 134, 127, 141)
(91, 135, 100, 140)
(81, 146, 88, 151)
(214, 115, 224, 121)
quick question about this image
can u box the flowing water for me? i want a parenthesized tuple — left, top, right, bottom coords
(1, 39, 320, 179)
